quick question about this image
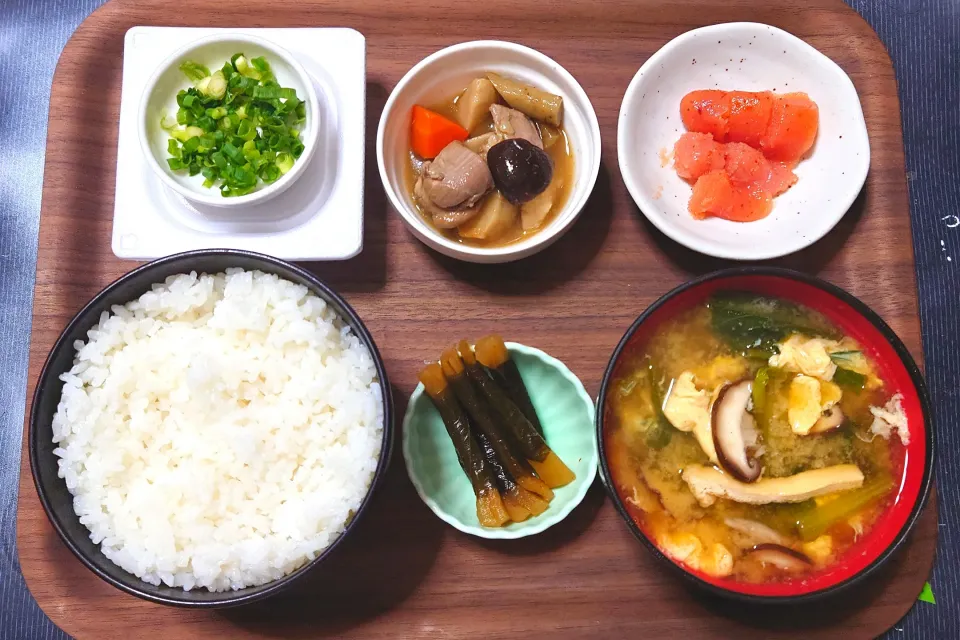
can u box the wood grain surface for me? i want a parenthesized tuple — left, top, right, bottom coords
(18, 0, 937, 637)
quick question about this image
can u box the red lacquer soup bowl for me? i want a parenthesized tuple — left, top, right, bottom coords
(596, 267, 934, 602)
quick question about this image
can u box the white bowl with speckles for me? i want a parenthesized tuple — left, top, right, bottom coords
(618, 22, 870, 260)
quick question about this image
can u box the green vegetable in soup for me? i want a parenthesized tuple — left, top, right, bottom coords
(833, 367, 867, 391)
(164, 54, 306, 197)
(752, 366, 770, 415)
(709, 292, 839, 356)
(795, 474, 893, 541)
(646, 357, 673, 431)
(830, 350, 867, 369)
(646, 420, 673, 449)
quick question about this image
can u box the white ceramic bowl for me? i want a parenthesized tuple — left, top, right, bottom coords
(139, 34, 321, 208)
(618, 22, 870, 260)
(377, 41, 601, 263)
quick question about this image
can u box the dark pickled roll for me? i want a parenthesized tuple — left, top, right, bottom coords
(474, 429, 549, 521)
(474, 334, 543, 435)
(461, 339, 575, 489)
(440, 346, 554, 502)
(419, 363, 509, 527)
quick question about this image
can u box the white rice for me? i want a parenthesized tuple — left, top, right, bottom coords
(51, 269, 383, 592)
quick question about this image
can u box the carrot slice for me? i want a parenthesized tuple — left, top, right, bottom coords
(410, 105, 469, 159)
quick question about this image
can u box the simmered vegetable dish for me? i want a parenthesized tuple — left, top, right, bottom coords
(405, 74, 575, 247)
(605, 293, 909, 584)
(420, 336, 575, 527)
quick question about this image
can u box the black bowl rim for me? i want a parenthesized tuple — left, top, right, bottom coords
(29, 249, 395, 608)
(595, 266, 936, 605)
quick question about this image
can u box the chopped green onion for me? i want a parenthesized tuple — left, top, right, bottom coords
(261, 163, 281, 183)
(179, 61, 210, 83)
(170, 126, 204, 142)
(236, 119, 256, 141)
(276, 152, 295, 175)
(252, 85, 278, 100)
(221, 142, 244, 165)
(163, 52, 305, 195)
(201, 70, 227, 99)
(159, 110, 178, 131)
(251, 58, 274, 83)
(181, 136, 201, 154)
(233, 55, 261, 80)
(206, 106, 228, 120)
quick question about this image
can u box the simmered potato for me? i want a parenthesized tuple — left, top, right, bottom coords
(458, 191, 518, 241)
(458, 78, 499, 133)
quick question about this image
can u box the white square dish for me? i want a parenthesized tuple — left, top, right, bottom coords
(112, 27, 366, 261)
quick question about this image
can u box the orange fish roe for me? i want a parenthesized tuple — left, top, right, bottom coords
(674, 89, 817, 222)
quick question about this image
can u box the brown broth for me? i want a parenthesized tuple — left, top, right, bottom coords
(604, 300, 898, 585)
(403, 82, 575, 248)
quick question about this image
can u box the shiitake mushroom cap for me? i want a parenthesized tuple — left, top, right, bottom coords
(487, 138, 553, 204)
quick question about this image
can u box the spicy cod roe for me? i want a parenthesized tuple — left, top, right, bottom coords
(675, 90, 819, 222)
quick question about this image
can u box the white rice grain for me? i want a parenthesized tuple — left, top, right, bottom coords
(52, 269, 383, 592)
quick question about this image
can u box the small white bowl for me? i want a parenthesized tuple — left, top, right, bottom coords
(618, 22, 870, 260)
(377, 41, 601, 264)
(139, 34, 321, 208)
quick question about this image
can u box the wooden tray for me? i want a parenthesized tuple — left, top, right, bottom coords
(18, 0, 937, 637)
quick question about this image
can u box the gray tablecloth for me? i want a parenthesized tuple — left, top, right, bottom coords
(1, 1, 956, 637)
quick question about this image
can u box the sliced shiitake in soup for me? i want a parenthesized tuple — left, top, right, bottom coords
(746, 544, 813, 572)
(809, 405, 845, 434)
(712, 379, 762, 482)
(724, 518, 789, 547)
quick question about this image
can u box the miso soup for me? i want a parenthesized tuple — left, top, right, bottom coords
(604, 292, 909, 584)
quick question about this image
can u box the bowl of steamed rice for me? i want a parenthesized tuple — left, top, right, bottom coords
(29, 249, 392, 607)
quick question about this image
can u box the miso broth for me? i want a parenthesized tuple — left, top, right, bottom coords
(605, 293, 907, 584)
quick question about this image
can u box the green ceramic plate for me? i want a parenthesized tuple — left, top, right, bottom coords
(402, 342, 597, 539)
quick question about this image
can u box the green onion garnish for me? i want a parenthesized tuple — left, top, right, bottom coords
(164, 53, 306, 197)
